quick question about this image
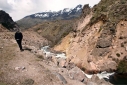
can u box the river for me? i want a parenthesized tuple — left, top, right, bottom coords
(41, 46, 127, 85)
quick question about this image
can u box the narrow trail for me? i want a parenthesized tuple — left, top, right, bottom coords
(0, 31, 86, 85)
(6, 45, 62, 85)
(0, 31, 62, 85)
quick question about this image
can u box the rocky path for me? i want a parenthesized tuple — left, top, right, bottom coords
(0, 31, 113, 85)
(7, 47, 62, 85)
(0, 31, 86, 85)
(0, 31, 64, 85)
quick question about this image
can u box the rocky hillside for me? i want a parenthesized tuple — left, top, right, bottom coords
(29, 19, 77, 47)
(54, 0, 127, 74)
(16, 4, 82, 29)
(0, 10, 16, 30)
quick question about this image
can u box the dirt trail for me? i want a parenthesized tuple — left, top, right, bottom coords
(0, 31, 86, 85)
(0, 31, 62, 85)
(7, 47, 62, 85)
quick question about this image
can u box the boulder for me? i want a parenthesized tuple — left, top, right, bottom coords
(57, 58, 67, 67)
(68, 67, 87, 82)
(91, 48, 110, 56)
(98, 61, 117, 72)
(53, 72, 67, 84)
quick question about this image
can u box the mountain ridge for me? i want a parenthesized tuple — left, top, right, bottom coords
(0, 10, 16, 30)
(16, 4, 83, 29)
(25, 4, 82, 19)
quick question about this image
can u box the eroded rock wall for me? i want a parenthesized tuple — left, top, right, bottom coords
(54, 0, 127, 73)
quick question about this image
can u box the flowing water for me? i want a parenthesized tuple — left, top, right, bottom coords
(41, 46, 127, 85)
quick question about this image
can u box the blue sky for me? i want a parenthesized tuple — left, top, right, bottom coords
(0, 0, 100, 21)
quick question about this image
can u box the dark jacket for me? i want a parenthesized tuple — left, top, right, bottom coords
(15, 31, 23, 40)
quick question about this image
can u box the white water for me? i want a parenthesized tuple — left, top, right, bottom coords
(84, 71, 115, 79)
(55, 53, 66, 59)
(97, 71, 115, 79)
(41, 46, 66, 59)
(41, 46, 115, 79)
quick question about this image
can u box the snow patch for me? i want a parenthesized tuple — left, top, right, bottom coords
(35, 13, 49, 18)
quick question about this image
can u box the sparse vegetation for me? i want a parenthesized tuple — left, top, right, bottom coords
(32, 19, 75, 47)
(81, 67, 86, 72)
(36, 55, 44, 60)
(0, 82, 7, 85)
(119, 36, 124, 39)
(112, 58, 119, 63)
(1, 22, 14, 30)
(21, 79, 34, 85)
(121, 43, 124, 47)
(124, 41, 127, 44)
(117, 60, 127, 73)
(116, 53, 121, 57)
(82, 0, 127, 34)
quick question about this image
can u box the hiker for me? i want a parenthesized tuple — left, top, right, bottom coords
(15, 28, 24, 51)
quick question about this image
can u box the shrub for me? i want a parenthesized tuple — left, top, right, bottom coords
(121, 43, 124, 47)
(112, 58, 119, 63)
(81, 67, 86, 71)
(36, 55, 44, 60)
(116, 53, 120, 57)
(117, 60, 127, 73)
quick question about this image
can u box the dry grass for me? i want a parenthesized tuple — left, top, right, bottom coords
(0, 33, 17, 85)
(30, 20, 75, 47)
(84, 0, 127, 32)
(0, 42, 16, 63)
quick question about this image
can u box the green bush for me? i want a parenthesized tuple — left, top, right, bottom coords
(117, 60, 127, 73)
(116, 53, 120, 57)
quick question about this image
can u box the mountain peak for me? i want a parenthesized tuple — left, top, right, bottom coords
(75, 4, 82, 8)
(25, 4, 83, 20)
(17, 4, 83, 28)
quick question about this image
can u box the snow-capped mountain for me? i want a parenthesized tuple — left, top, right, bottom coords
(25, 4, 83, 20)
(17, 4, 83, 28)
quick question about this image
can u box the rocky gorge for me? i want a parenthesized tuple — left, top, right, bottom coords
(54, 0, 127, 74)
(0, 28, 115, 85)
(0, 0, 127, 85)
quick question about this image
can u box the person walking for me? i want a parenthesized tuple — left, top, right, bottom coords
(15, 29, 24, 51)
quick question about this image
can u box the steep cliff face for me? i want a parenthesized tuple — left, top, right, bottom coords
(54, 0, 127, 73)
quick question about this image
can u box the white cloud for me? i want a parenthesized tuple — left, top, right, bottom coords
(0, 0, 12, 12)
(0, 0, 100, 21)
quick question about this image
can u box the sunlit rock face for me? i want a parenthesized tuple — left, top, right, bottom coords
(54, 0, 127, 73)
